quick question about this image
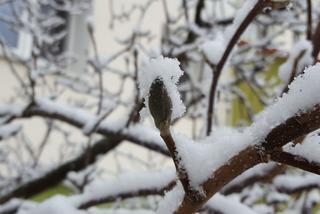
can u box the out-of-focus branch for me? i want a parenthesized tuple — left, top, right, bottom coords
(312, 22, 320, 61)
(282, 49, 307, 94)
(78, 179, 176, 209)
(206, 0, 272, 135)
(306, 0, 312, 40)
(0, 137, 121, 204)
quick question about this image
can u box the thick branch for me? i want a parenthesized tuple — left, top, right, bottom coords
(175, 146, 263, 214)
(175, 104, 320, 213)
(262, 105, 320, 151)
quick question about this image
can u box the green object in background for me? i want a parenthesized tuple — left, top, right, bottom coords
(31, 184, 73, 202)
(231, 57, 285, 126)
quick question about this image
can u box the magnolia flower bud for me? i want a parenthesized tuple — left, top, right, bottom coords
(148, 77, 172, 132)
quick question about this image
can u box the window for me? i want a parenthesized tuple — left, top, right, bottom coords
(0, 2, 19, 48)
(0, 0, 90, 72)
(0, 0, 32, 59)
(40, 0, 70, 57)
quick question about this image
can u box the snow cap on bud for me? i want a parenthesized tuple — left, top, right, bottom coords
(148, 77, 172, 131)
(138, 56, 186, 128)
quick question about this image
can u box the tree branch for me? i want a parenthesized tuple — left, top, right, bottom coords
(174, 104, 320, 213)
(270, 150, 320, 175)
(206, 0, 271, 135)
(0, 137, 121, 204)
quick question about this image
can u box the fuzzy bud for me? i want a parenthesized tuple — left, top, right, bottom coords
(148, 77, 172, 132)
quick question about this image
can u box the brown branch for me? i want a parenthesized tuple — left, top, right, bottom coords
(270, 150, 320, 175)
(262, 105, 320, 151)
(306, 0, 312, 41)
(194, 0, 210, 28)
(221, 137, 305, 195)
(222, 164, 286, 195)
(174, 104, 320, 213)
(206, 0, 271, 135)
(175, 146, 263, 214)
(160, 131, 197, 199)
(312, 21, 320, 61)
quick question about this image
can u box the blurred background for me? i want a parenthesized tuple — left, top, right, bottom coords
(0, 0, 319, 213)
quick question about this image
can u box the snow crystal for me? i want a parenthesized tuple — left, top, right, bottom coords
(283, 133, 320, 163)
(138, 56, 186, 121)
(278, 40, 313, 83)
(201, 33, 225, 64)
(156, 182, 184, 214)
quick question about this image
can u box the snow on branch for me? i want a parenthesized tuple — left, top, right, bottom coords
(0, 137, 121, 204)
(152, 63, 320, 213)
(0, 124, 22, 140)
(284, 133, 320, 164)
(160, 63, 320, 192)
(156, 181, 185, 214)
(23, 98, 168, 154)
(71, 169, 176, 209)
(274, 174, 320, 194)
(16, 170, 176, 214)
(249, 63, 320, 144)
(173, 128, 252, 192)
(205, 193, 257, 214)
